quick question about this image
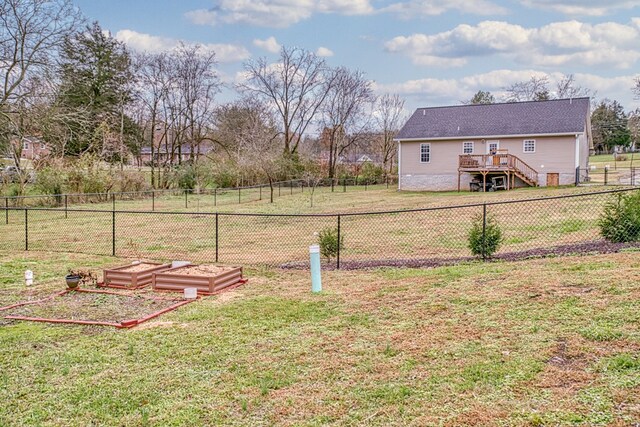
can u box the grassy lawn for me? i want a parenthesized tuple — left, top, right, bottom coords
(0, 250, 639, 425)
(1, 185, 634, 267)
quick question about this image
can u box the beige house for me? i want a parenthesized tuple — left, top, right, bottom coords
(395, 98, 592, 191)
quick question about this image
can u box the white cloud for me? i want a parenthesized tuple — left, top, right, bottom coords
(384, 19, 640, 69)
(185, 0, 374, 28)
(253, 36, 281, 53)
(316, 47, 334, 57)
(520, 0, 640, 16)
(382, 0, 507, 18)
(115, 30, 250, 63)
(374, 70, 640, 109)
(185, 0, 505, 28)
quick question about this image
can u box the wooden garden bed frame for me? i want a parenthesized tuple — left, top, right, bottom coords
(0, 288, 194, 329)
(152, 265, 244, 295)
(102, 262, 172, 289)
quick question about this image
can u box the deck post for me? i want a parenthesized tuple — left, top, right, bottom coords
(482, 172, 486, 192)
(457, 171, 461, 192)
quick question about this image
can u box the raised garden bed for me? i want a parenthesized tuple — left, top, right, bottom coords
(153, 264, 244, 295)
(2, 289, 193, 329)
(102, 262, 171, 289)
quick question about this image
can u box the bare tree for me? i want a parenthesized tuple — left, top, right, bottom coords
(171, 43, 220, 163)
(634, 77, 640, 100)
(136, 52, 174, 187)
(555, 74, 594, 99)
(234, 100, 281, 202)
(373, 93, 405, 176)
(504, 76, 550, 102)
(0, 0, 82, 175)
(239, 46, 334, 157)
(320, 67, 375, 179)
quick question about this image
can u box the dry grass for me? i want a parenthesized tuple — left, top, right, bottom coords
(1, 187, 633, 267)
(0, 250, 639, 425)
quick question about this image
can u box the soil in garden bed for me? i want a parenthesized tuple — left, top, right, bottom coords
(2, 291, 183, 323)
(116, 263, 164, 273)
(165, 265, 237, 276)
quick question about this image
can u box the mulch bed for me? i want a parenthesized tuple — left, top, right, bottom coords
(279, 240, 640, 270)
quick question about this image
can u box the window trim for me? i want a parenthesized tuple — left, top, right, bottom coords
(420, 143, 431, 163)
(462, 141, 474, 154)
(523, 139, 536, 153)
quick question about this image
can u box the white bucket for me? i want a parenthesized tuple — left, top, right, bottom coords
(184, 287, 198, 299)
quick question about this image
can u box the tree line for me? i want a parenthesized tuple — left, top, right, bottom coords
(0, 0, 406, 196)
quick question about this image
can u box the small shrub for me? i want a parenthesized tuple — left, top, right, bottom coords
(598, 192, 640, 243)
(317, 226, 344, 262)
(468, 213, 503, 258)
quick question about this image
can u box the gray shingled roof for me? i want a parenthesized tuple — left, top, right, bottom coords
(396, 98, 590, 140)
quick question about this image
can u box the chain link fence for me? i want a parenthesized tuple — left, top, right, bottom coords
(1, 177, 398, 211)
(2, 187, 639, 269)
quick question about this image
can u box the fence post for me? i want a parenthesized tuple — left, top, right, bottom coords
(238, 187, 241, 204)
(5, 197, 8, 225)
(604, 167, 609, 185)
(259, 185, 262, 201)
(215, 213, 219, 263)
(24, 209, 28, 251)
(152, 191, 155, 211)
(336, 215, 341, 269)
(112, 193, 116, 211)
(184, 189, 188, 208)
(575, 167, 580, 186)
(278, 182, 281, 197)
(343, 179, 346, 193)
(112, 208, 116, 257)
(65, 195, 68, 218)
(290, 182, 293, 196)
(481, 203, 487, 261)
(214, 188, 217, 207)
(331, 179, 335, 192)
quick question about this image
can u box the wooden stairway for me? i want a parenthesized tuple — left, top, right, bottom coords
(459, 154, 539, 188)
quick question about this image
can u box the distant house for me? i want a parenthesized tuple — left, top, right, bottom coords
(395, 98, 592, 191)
(19, 136, 50, 160)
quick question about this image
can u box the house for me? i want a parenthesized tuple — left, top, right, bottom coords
(19, 136, 50, 160)
(395, 98, 592, 191)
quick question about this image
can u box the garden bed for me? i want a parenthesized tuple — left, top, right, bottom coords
(1, 289, 193, 328)
(102, 262, 171, 289)
(153, 264, 244, 294)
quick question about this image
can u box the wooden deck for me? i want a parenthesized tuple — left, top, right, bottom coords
(458, 154, 539, 191)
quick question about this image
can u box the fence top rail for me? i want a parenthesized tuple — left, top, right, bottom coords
(0, 179, 309, 200)
(1, 177, 397, 201)
(4, 186, 637, 218)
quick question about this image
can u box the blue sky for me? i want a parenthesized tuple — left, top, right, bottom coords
(75, 0, 640, 113)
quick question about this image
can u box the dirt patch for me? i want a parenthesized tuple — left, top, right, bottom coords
(3, 291, 184, 323)
(116, 263, 164, 273)
(167, 265, 237, 276)
(133, 320, 176, 330)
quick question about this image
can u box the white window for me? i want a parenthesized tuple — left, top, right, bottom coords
(41, 143, 46, 149)
(420, 143, 430, 163)
(523, 139, 536, 153)
(462, 141, 474, 154)
(22, 140, 29, 150)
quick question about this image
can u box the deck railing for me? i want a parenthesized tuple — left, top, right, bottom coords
(459, 154, 538, 185)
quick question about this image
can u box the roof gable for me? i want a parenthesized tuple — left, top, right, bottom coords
(396, 98, 590, 141)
